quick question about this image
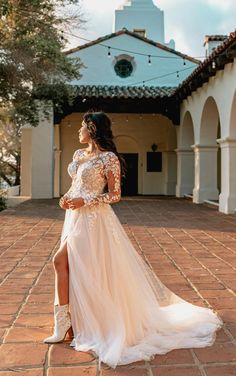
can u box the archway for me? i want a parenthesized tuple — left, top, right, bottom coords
(229, 90, 236, 138)
(219, 90, 236, 214)
(193, 97, 221, 203)
(176, 111, 195, 197)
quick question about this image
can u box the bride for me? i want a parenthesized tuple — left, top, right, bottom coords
(44, 111, 223, 369)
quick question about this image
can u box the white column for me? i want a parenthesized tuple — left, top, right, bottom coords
(175, 148, 194, 197)
(53, 124, 61, 198)
(31, 101, 54, 199)
(218, 138, 236, 214)
(193, 144, 219, 203)
(54, 150, 61, 197)
(20, 127, 32, 196)
(163, 151, 177, 195)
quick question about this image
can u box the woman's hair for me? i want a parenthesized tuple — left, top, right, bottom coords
(83, 111, 127, 178)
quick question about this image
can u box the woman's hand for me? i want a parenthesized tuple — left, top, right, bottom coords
(67, 197, 85, 210)
(59, 196, 70, 210)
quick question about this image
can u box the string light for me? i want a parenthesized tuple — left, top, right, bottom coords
(176, 71, 179, 78)
(61, 29, 206, 62)
(131, 65, 194, 86)
(212, 60, 216, 69)
(11, 5, 207, 62)
(148, 55, 152, 65)
(10, 6, 206, 89)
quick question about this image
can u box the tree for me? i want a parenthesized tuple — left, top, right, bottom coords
(0, 107, 21, 187)
(0, 0, 84, 126)
(0, 0, 84, 187)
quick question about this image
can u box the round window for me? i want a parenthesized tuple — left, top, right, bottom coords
(114, 59, 133, 78)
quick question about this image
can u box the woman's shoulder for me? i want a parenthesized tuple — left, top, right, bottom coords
(72, 148, 86, 161)
(100, 150, 118, 158)
(100, 150, 119, 162)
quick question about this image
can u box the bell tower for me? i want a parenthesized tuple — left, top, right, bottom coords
(114, 0, 165, 43)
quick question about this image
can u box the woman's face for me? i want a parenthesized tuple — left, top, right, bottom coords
(78, 121, 91, 144)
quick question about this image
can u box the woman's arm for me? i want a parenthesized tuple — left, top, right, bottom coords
(83, 152, 121, 206)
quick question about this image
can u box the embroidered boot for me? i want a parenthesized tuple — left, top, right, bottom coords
(44, 303, 73, 343)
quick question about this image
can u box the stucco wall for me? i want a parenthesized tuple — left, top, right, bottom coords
(69, 34, 198, 87)
(59, 113, 177, 196)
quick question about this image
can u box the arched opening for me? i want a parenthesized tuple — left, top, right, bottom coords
(229, 90, 236, 138)
(114, 135, 140, 196)
(176, 111, 195, 197)
(181, 111, 195, 149)
(200, 96, 221, 145)
(219, 90, 236, 214)
(194, 97, 221, 203)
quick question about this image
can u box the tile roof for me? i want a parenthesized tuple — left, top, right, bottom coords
(204, 35, 228, 46)
(75, 85, 176, 99)
(65, 29, 199, 65)
(174, 30, 236, 101)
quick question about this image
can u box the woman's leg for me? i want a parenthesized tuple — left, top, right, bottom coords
(53, 240, 69, 305)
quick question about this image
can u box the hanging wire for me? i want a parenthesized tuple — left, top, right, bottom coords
(9, 5, 207, 61)
(8, 5, 204, 87)
(131, 65, 195, 86)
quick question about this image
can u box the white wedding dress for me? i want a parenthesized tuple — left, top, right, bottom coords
(54, 148, 223, 369)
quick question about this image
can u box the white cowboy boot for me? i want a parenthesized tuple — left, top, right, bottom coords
(44, 303, 73, 343)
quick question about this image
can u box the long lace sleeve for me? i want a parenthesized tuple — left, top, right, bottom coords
(83, 152, 121, 207)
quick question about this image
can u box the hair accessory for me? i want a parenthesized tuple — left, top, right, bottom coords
(87, 120, 97, 136)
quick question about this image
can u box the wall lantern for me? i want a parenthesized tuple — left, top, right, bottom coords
(151, 143, 158, 152)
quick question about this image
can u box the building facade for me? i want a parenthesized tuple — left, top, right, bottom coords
(20, 0, 236, 214)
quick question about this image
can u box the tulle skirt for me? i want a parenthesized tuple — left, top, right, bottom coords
(54, 202, 223, 369)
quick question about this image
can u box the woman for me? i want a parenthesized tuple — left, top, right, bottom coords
(44, 111, 223, 369)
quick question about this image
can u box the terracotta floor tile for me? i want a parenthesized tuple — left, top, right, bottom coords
(226, 323, 236, 339)
(218, 309, 236, 323)
(48, 342, 96, 365)
(4, 326, 52, 342)
(0, 369, 43, 376)
(204, 365, 236, 376)
(0, 315, 15, 328)
(27, 294, 54, 303)
(214, 328, 232, 343)
(150, 349, 194, 365)
(0, 304, 21, 314)
(0, 343, 47, 367)
(193, 343, 236, 363)
(0, 328, 5, 339)
(21, 303, 53, 314)
(151, 366, 201, 376)
(47, 367, 97, 376)
(14, 314, 53, 327)
(102, 368, 148, 375)
(0, 294, 26, 303)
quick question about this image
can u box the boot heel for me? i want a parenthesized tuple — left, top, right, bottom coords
(67, 326, 74, 339)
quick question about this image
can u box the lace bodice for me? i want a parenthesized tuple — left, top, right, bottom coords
(65, 149, 121, 207)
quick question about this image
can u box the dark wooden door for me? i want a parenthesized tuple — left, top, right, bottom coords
(121, 153, 138, 196)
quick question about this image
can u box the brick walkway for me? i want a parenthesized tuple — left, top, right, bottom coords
(0, 197, 236, 376)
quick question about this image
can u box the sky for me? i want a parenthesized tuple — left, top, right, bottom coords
(67, 0, 236, 58)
